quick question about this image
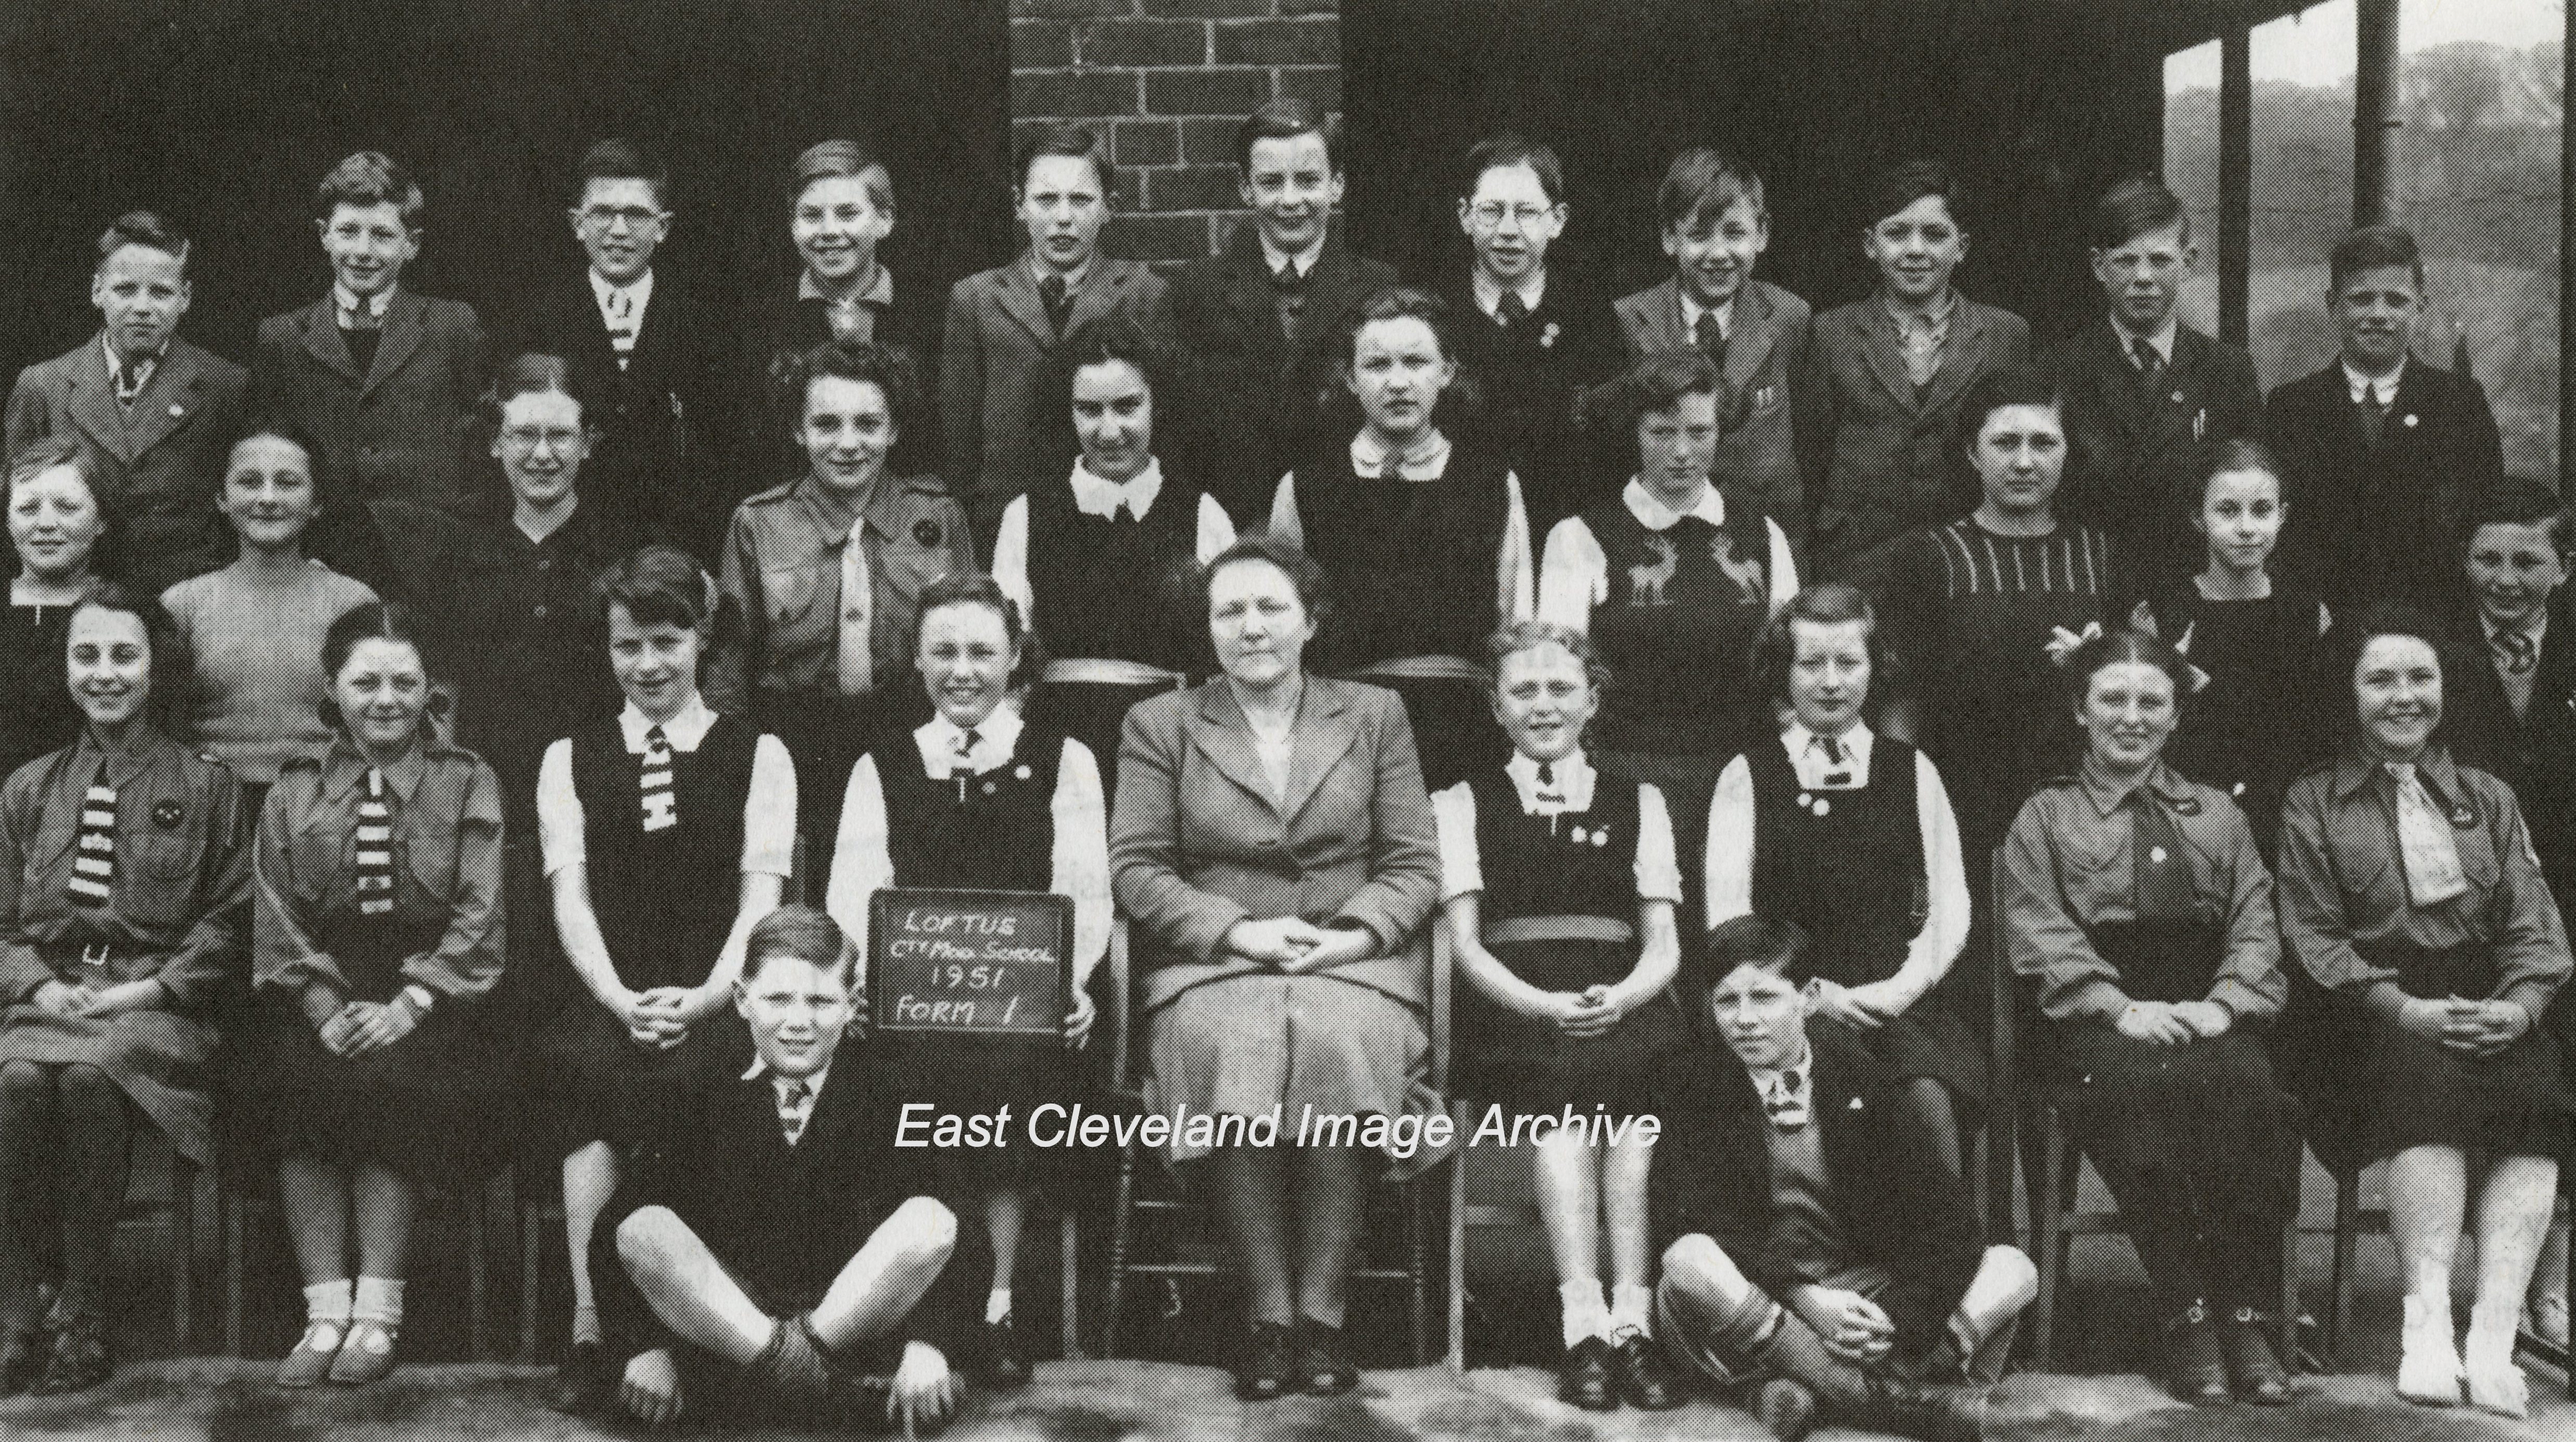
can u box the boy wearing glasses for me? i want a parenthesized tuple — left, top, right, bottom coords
(516, 139, 727, 558)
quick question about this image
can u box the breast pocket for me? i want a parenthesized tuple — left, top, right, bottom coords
(401, 813, 461, 904)
(759, 563, 823, 631)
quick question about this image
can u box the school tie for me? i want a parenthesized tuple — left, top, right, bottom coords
(1038, 273, 1072, 338)
(604, 288, 637, 368)
(1533, 760, 1563, 807)
(1761, 1066, 1809, 1131)
(2386, 763, 2469, 907)
(2130, 336, 2164, 388)
(2128, 792, 2195, 923)
(2360, 390, 2392, 448)
(1693, 311, 1726, 370)
(1495, 290, 1530, 332)
(1271, 261, 1307, 296)
(66, 762, 117, 907)
(836, 518, 874, 695)
(2491, 626, 2538, 677)
(355, 768, 396, 916)
(1271, 263, 1308, 334)
(776, 1078, 813, 1145)
(114, 357, 150, 409)
(640, 725, 678, 832)
(1814, 733, 1853, 789)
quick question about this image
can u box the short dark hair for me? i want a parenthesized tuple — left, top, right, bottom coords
(1657, 148, 1766, 232)
(315, 151, 424, 226)
(1234, 97, 1336, 175)
(95, 210, 191, 275)
(2465, 476, 2573, 554)
(317, 601, 439, 735)
(223, 415, 329, 492)
(1750, 582, 1893, 707)
(1955, 364, 2064, 461)
(1462, 133, 1563, 204)
(2332, 601, 2451, 747)
(1864, 158, 1962, 232)
(2330, 224, 2425, 293)
(790, 139, 894, 214)
(1584, 349, 1723, 444)
(597, 542, 722, 634)
(2060, 626, 2192, 715)
(1703, 914, 1812, 985)
(2183, 437, 2285, 522)
(1017, 122, 1112, 195)
(1199, 533, 1333, 644)
(783, 339, 924, 444)
(743, 904, 854, 984)
(574, 137, 669, 210)
(916, 570, 1044, 691)
(2090, 174, 2187, 252)
(480, 351, 599, 434)
(69, 581, 190, 732)
(1050, 313, 1177, 426)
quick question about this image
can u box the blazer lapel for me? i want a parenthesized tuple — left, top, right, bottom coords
(1722, 284, 1781, 396)
(362, 293, 428, 396)
(1853, 308, 1920, 413)
(2089, 322, 2157, 438)
(1188, 684, 1283, 815)
(62, 343, 134, 463)
(1622, 281, 1687, 353)
(995, 263, 1056, 347)
(297, 299, 363, 384)
(1066, 261, 1137, 337)
(1299, 237, 1366, 348)
(1218, 226, 1285, 346)
(1914, 303, 1990, 419)
(123, 343, 208, 457)
(1279, 682, 1360, 826)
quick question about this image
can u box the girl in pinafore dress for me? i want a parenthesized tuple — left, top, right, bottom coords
(526, 544, 795, 1413)
(247, 601, 506, 1387)
(0, 584, 250, 1394)
(1707, 581, 1979, 1179)
(827, 571, 1106, 1389)
(1436, 619, 1685, 1412)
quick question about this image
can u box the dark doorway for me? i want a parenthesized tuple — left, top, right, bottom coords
(1339, 0, 2169, 342)
(0, 0, 1013, 383)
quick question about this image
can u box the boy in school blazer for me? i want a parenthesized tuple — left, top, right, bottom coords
(250, 152, 488, 592)
(2043, 176, 2262, 577)
(941, 124, 1171, 552)
(596, 907, 979, 1432)
(2265, 225, 2504, 615)
(1806, 161, 2030, 585)
(1615, 149, 1814, 553)
(511, 139, 728, 560)
(1651, 919, 2031, 1442)
(1437, 133, 1621, 533)
(1167, 99, 1398, 524)
(5, 211, 244, 594)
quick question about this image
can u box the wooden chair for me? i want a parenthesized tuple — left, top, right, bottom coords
(224, 1166, 511, 1361)
(1100, 917, 1449, 1365)
(108, 1131, 204, 1347)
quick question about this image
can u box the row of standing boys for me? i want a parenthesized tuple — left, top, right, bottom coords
(0, 92, 2563, 1437)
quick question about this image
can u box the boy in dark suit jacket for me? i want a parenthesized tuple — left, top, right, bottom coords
(1167, 98, 1397, 522)
(5, 210, 245, 594)
(942, 123, 1171, 552)
(1652, 918, 2031, 1441)
(2265, 225, 2503, 614)
(1437, 133, 1620, 533)
(249, 151, 488, 593)
(2044, 176, 2263, 579)
(597, 906, 978, 1432)
(511, 139, 728, 560)
(1615, 149, 1814, 552)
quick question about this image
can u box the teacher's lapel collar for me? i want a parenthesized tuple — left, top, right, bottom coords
(1190, 682, 1283, 812)
(1279, 680, 1360, 825)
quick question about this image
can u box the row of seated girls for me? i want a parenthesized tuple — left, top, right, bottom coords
(0, 261, 2564, 1438)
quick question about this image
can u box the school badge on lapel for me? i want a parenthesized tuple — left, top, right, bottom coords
(153, 800, 185, 828)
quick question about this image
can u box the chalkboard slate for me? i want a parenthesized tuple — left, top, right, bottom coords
(868, 888, 1070, 1038)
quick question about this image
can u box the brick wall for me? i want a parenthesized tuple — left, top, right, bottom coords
(1009, 0, 1343, 265)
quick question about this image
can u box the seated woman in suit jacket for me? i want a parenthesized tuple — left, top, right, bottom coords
(1652, 917, 2030, 1442)
(597, 906, 977, 1435)
(1109, 532, 1441, 1402)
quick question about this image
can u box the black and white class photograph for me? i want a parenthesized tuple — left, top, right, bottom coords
(0, 0, 2569, 1438)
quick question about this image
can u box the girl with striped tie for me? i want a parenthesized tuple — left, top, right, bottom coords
(0, 584, 251, 1394)
(524, 544, 794, 1414)
(246, 602, 506, 1386)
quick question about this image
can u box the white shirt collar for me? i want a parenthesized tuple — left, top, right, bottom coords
(1351, 428, 1451, 482)
(619, 695, 717, 752)
(1259, 232, 1327, 281)
(742, 1054, 830, 1097)
(1781, 719, 1874, 789)
(1678, 292, 1736, 338)
(333, 284, 395, 322)
(590, 266, 655, 316)
(1028, 252, 1093, 294)
(1622, 475, 1726, 531)
(2485, 610, 2548, 646)
(2344, 357, 2404, 406)
(916, 701, 1025, 779)
(99, 333, 162, 385)
(2110, 315, 2178, 368)
(801, 265, 894, 307)
(1746, 1042, 1813, 1111)
(1505, 748, 1594, 815)
(1472, 269, 1547, 319)
(1069, 456, 1165, 520)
